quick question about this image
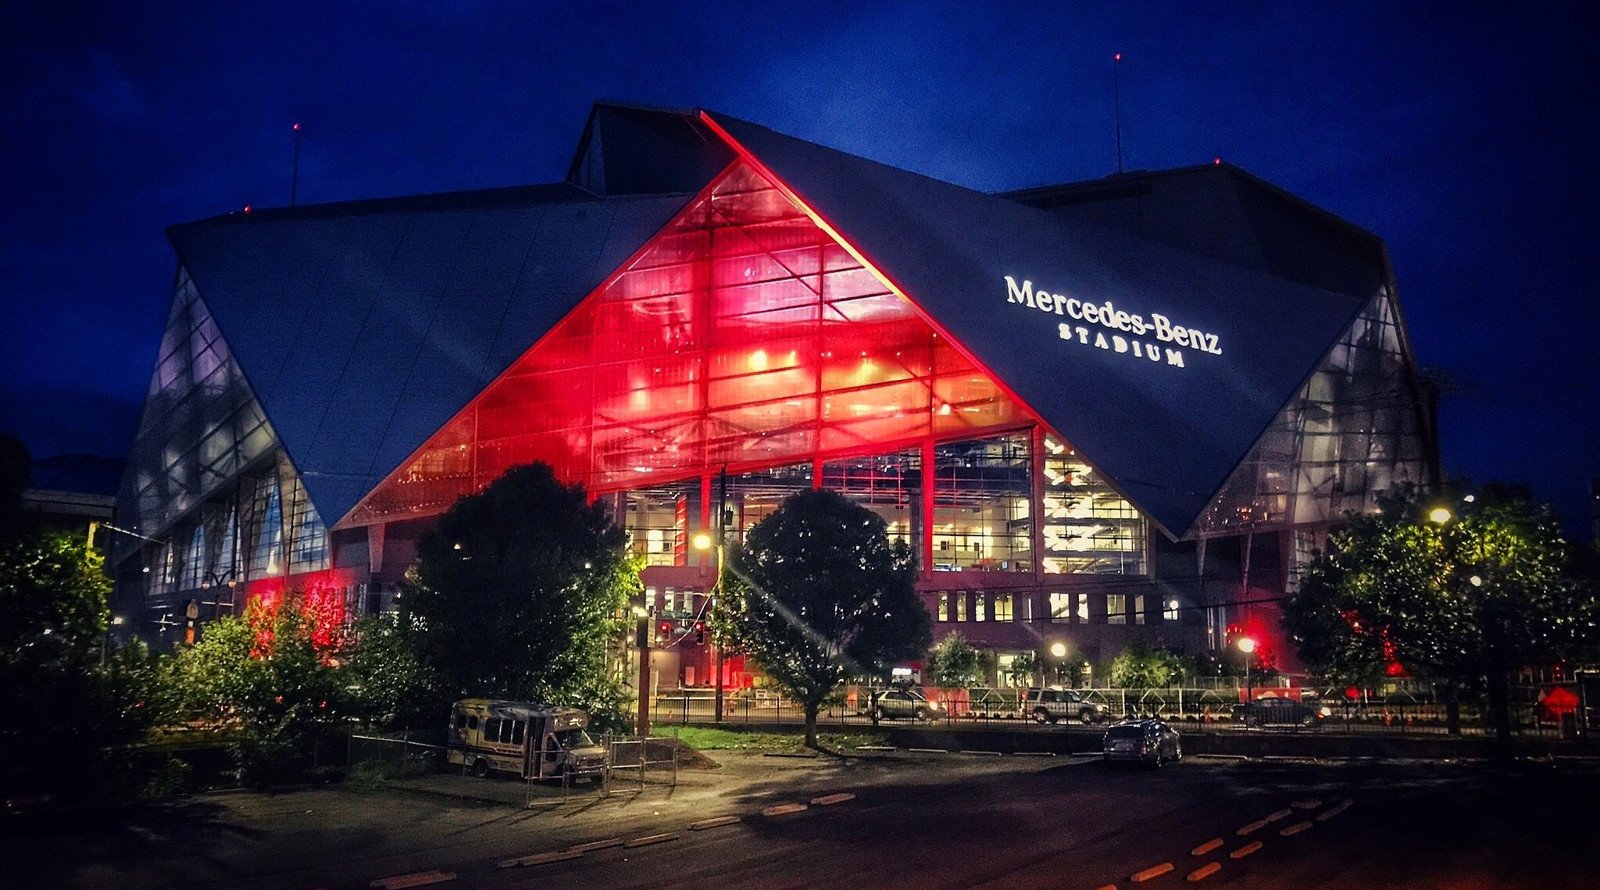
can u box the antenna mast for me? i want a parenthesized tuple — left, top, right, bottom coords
(1112, 52, 1125, 174)
(290, 122, 303, 207)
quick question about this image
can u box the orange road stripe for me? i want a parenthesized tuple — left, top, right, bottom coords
(1264, 808, 1294, 822)
(1191, 838, 1225, 856)
(1131, 862, 1175, 882)
(1230, 841, 1264, 860)
(1279, 821, 1314, 837)
(1236, 820, 1268, 836)
(1187, 862, 1223, 882)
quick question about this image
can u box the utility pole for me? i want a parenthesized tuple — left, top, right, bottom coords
(635, 612, 651, 737)
(713, 466, 728, 722)
(1112, 52, 1125, 174)
(290, 122, 303, 207)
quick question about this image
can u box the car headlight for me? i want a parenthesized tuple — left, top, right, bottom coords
(1318, 707, 1332, 717)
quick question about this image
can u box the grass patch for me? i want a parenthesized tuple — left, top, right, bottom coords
(666, 726, 889, 754)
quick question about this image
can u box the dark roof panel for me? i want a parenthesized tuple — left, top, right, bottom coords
(170, 191, 691, 526)
(706, 112, 1365, 536)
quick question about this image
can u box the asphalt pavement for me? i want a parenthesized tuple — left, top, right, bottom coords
(6, 750, 1598, 889)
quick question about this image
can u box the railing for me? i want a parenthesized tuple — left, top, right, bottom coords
(645, 683, 1588, 738)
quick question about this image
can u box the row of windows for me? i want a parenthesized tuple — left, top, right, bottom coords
(932, 590, 1182, 625)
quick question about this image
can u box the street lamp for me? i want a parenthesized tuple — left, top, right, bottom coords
(693, 472, 731, 723)
(1428, 506, 1453, 524)
(1237, 637, 1257, 713)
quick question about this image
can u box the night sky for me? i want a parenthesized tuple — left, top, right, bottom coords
(2, 3, 1595, 535)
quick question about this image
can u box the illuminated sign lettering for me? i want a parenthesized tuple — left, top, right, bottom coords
(1004, 276, 1222, 368)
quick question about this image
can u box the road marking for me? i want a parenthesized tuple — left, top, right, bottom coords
(1279, 821, 1314, 837)
(567, 837, 625, 853)
(1130, 862, 1174, 882)
(908, 747, 948, 754)
(1091, 885, 1118, 890)
(856, 745, 895, 751)
(1236, 820, 1268, 836)
(497, 850, 582, 869)
(960, 750, 1004, 756)
(688, 815, 742, 831)
(369, 871, 457, 889)
(1187, 862, 1223, 882)
(1316, 799, 1354, 822)
(1264, 807, 1295, 823)
(811, 793, 856, 806)
(624, 833, 678, 848)
(1292, 798, 1322, 810)
(761, 802, 809, 816)
(1011, 751, 1057, 757)
(1190, 838, 1225, 856)
(1230, 841, 1264, 860)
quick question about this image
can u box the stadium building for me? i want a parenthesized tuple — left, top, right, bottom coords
(110, 103, 1436, 685)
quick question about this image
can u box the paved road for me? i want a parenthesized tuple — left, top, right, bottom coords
(8, 752, 1598, 889)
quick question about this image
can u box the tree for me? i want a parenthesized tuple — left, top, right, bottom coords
(1108, 643, 1184, 689)
(718, 488, 931, 747)
(401, 463, 636, 723)
(927, 632, 983, 688)
(342, 614, 446, 730)
(0, 526, 166, 798)
(1284, 487, 1597, 745)
(176, 600, 347, 783)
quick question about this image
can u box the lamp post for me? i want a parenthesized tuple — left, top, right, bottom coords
(1237, 636, 1257, 714)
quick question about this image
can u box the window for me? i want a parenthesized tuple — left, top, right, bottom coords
(1107, 594, 1126, 625)
(932, 435, 1033, 572)
(937, 592, 949, 622)
(974, 593, 987, 622)
(485, 718, 502, 742)
(994, 593, 1013, 622)
(468, 715, 479, 731)
(1040, 434, 1146, 574)
(511, 720, 525, 745)
(1134, 594, 1145, 625)
(1164, 598, 1180, 621)
(955, 593, 969, 622)
(1075, 592, 1089, 623)
(1049, 592, 1071, 622)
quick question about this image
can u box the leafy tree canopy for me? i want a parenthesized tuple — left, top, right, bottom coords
(719, 488, 931, 746)
(401, 463, 637, 719)
(927, 631, 983, 688)
(1108, 643, 1185, 689)
(1284, 485, 1598, 742)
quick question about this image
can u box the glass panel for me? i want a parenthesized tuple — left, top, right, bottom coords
(1106, 593, 1127, 625)
(1040, 434, 1145, 574)
(348, 161, 1030, 524)
(1196, 291, 1430, 536)
(932, 434, 1031, 572)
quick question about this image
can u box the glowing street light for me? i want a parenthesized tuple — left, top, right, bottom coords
(1237, 636, 1258, 714)
(1049, 641, 1068, 659)
(1428, 507, 1453, 524)
(692, 532, 712, 551)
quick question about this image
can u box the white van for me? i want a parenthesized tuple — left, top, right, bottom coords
(446, 699, 607, 781)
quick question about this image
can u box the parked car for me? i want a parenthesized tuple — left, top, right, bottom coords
(871, 688, 941, 721)
(1024, 688, 1107, 724)
(1102, 718, 1182, 768)
(1232, 697, 1332, 729)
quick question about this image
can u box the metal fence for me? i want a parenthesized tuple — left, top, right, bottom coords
(602, 735, 678, 796)
(646, 683, 1589, 738)
(347, 731, 448, 776)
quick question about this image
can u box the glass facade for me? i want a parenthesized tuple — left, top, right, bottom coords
(1040, 434, 1146, 574)
(932, 435, 1031, 572)
(347, 161, 1029, 525)
(1196, 291, 1429, 535)
(113, 272, 330, 603)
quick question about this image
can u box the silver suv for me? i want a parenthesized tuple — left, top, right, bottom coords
(1024, 688, 1106, 724)
(870, 688, 941, 722)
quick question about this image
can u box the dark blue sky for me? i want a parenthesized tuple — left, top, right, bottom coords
(2, 3, 1595, 534)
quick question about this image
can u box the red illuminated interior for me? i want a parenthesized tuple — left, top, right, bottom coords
(347, 161, 1030, 524)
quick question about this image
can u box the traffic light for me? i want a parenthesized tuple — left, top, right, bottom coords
(694, 621, 706, 645)
(657, 620, 672, 644)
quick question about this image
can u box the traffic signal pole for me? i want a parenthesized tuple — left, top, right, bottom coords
(636, 618, 651, 737)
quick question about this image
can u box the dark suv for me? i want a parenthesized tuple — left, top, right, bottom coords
(1232, 697, 1332, 729)
(1024, 688, 1107, 724)
(1102, 718, 1182, 768)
